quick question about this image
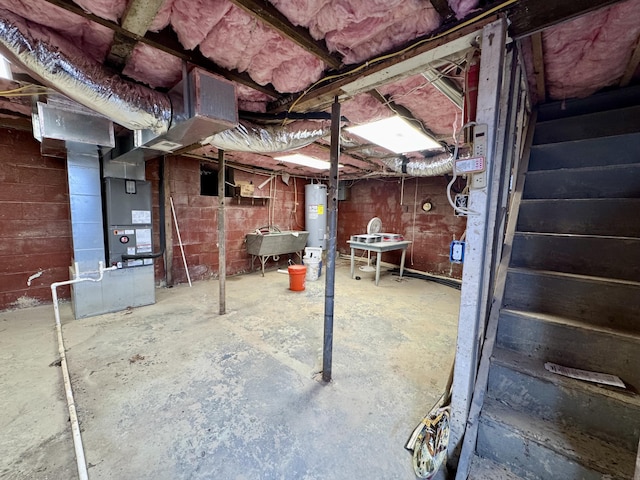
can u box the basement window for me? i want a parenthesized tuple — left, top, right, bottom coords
(200, 163, 234, 197)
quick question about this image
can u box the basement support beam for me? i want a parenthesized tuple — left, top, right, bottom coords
(163, 156, 174, 287)
(531, 32, 546, 102)
(322, 97, 340, 383)
(218, 149, 226, 315)
(448, 18, 507, 466)
(228, 0, 342, 69)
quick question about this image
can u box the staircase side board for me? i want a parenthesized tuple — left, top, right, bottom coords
(533, 105, 640, 144)
(478, 400, 635, 480)
(496, 309, 640, 388)
(537, 85, 640, 122)
(487, 359, 640, 451)
(511, 233, 640, 282)
(517, 198, 640, 237)
(503, 269, 640, 332)
(529, 132, 640, 171)
(523, 164, 640, 199)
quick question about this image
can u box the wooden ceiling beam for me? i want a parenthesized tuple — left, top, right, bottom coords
(428, 0, 456, 24)
(228, 0, 342, 70)
(507, 0, 626, 38)
(620, 33, 640, 87)
(531, 32, 546, 102)
(41, 0, 279, 97)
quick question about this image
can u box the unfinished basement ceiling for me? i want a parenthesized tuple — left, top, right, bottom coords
(0, 0, 639, 178)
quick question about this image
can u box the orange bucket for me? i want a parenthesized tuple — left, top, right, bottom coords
(288, 265, 307, 291)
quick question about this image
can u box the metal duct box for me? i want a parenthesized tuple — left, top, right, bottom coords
(36, 101, 115, 148)
(159, 68, 238, 149)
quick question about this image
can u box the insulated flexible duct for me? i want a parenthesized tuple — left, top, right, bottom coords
(0, 10, 171, 133)
(382, 154, 453, 176)
(204, 120, 330, 153)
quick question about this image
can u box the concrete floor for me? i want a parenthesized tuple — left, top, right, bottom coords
(1, 258, 460, 479)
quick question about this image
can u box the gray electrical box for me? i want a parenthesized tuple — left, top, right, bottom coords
(104, 177, 154, 268)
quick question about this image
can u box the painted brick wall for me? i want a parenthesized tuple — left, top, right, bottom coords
(0, 128, 73, 309)
(337, 177, 466, 278)
(151, 156, 307, 285)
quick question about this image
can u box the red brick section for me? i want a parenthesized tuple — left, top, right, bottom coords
(337, 176, 466, 279)
(149, 156, 307, 286)
(0, 128, 73, 309)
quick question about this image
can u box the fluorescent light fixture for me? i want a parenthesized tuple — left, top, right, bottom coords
(346, 116, 441, 153)
(274, 153, 342, 170)
(0, 54, 12, 81)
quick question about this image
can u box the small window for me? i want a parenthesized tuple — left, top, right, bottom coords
(200, 163, 234, 197)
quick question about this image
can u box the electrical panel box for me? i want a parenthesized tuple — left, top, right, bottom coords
(104, 177, 154, 268)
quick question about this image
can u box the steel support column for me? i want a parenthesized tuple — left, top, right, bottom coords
(322, 97, 340, 382)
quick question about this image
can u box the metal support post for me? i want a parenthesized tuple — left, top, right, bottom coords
(218, 149, 226, 315)
(322, 97, 340, 382)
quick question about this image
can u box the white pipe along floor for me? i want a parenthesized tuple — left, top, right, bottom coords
(0, 258, 460, 479)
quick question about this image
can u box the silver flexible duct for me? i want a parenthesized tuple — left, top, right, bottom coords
(382, 154, 453, 176)
(204, 121, 329, 153)
(0, 10, 171, 133)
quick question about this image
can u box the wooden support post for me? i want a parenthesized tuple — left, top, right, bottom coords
(218, 149, 226, 315)
(163, 156, 173, 286)
(448, 18, 507, 465)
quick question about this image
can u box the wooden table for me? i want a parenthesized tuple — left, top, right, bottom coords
(347, 240, 412, 286)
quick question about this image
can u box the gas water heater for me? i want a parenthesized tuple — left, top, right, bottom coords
(305, 183, 327, 249)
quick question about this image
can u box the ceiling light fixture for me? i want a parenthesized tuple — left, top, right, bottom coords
(0, 54, 13, 81)
(274, 153, 342, 170)
(346, 116, 441, 154)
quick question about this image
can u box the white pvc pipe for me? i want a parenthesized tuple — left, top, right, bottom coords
(50, 261, 117, 480)
(170, 196, 192, 287)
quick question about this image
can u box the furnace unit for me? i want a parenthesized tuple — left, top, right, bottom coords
(104, 177, 154, 268)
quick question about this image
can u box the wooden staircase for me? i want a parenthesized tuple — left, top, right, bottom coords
(467, 88, 640, 479)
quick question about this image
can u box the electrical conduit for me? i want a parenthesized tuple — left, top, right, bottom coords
(50, 261, 117, 480)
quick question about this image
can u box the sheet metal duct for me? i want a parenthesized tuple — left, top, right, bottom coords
(382, 154, 453, 176)
(204, 120, 329, 153)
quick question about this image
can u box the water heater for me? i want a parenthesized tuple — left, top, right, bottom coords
(305, 183, 327, 249)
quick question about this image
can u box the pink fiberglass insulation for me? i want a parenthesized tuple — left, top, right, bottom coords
(170, 0, 232, 50)
(271, 0, 441, 64)
(200, 4, 324, 93)
(122, 44, 182, 89)
(149, 0, 173, 32)
(340, 93, 392, 124)
(448, 0, 480, 19)
(542, 0, 640, 100)
(379, 74, 461, 136)
(235, 84, 274, 113)
(0, 0, 113, 61)
(73, 0, 127, 23)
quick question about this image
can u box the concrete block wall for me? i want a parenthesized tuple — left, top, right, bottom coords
(338, 176, 466, 278)
(0, 128, 73, 308)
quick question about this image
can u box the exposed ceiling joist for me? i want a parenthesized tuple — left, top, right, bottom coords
(428, 0, 456, 23)
(228, 0, 342, 70)
(106, 0, 165, 70)
(531, 32, 546, 102)
(620, 33, 640, 87)
(269, 19, 489, 114)
(506, 0, 627, 38)
(42, 0, 279, 97)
